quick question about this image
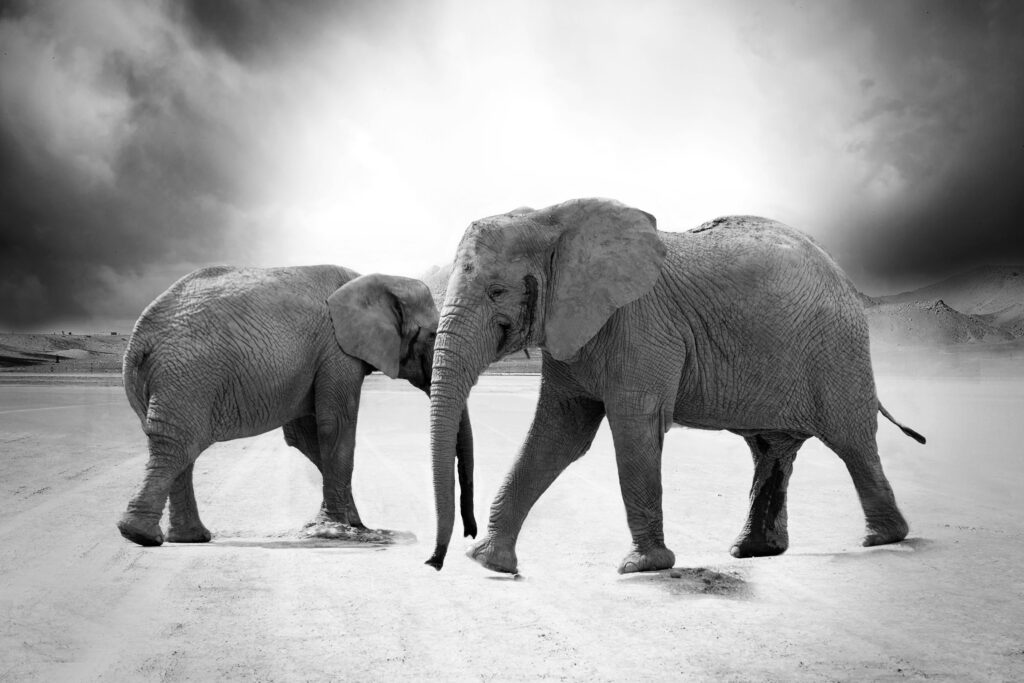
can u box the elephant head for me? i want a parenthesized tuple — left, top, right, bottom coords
(329, 273, 477, 539)
(328, 273, 439, 390)
(425, 198, 665, 568)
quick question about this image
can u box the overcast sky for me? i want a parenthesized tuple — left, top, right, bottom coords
(1, 0, 1022, 332)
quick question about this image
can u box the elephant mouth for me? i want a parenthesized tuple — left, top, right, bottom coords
(399, 326, 432, 391)
(493, 316, 513, 358)
(494, 275, 538, 359)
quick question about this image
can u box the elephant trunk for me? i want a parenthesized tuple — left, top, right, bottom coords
(421, 384, 476, 541)
(425, 303, 494, 570)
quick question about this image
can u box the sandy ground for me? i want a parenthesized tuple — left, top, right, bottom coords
(1, 349, 1023, 681)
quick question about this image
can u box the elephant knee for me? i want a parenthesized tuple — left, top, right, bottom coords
(316, 415, 342, 445)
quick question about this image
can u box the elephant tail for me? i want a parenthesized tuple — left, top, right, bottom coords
(878, 402, 926, 444)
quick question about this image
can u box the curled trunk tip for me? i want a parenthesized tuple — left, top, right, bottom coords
(425, 545, 447, 570)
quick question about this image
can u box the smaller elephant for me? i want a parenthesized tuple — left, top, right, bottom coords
(117, 264, 475, 547)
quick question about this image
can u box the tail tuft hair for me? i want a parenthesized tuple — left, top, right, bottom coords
(879, 403, 926, 445)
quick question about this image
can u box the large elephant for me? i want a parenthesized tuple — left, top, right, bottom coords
(118, 265, 475, 547)
(425, 198, 924, 573)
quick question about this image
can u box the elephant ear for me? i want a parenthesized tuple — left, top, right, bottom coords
(539, 198, 666, 361)
(327, 274, 438, 378)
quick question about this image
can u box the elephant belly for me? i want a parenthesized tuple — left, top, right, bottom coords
(671, 407, 759, 432)
(208, 374, 315, 442)
(670, 386, 811, 435)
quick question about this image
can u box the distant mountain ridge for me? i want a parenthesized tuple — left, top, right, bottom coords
(0, 332, 127, 371)
(864, 265, 1024, 346)
(864, 299, 1015, 346)
(872, 265, 1024, 314)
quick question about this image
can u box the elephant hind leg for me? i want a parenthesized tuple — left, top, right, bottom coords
(731, 432, 805, 558)
(825, 430, 908, 547)
(119, 428, 203, 547)
(166, 463, 212, 543)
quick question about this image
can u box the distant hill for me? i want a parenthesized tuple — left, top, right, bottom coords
(977, 301, 1024, 337)
(0, 333, 128, 372)
(873, 265, 1024, 314)
(864, 265, 1024, 346)
(864, 299, 1015, 346)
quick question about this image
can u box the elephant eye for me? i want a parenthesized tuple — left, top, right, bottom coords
(487, 284, 508, 301)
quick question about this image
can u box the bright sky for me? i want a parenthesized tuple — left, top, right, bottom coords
(1, 0, 1022, 331)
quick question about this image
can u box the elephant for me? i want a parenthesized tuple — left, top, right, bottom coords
(424, 198, 925, 573)
(117, 264, 476, 547)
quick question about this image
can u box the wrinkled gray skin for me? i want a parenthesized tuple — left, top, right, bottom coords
(426, 198, 924, 573)
(118, 265, 475, 547)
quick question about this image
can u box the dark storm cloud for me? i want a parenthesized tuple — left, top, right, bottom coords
(0, 1, 300, 330)
(174, 0, 420, 66)
(841, 0, 1024, 280)
(176, 0, 341, 64)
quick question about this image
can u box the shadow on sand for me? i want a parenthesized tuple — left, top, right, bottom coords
(789, 536, 934, 560)
(620, 566, 752, 598)
(186, 527, 417, 550)
(482, 573, 527, 582)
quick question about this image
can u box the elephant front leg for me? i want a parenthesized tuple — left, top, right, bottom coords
(468, 393, 605, 574)
(731, 433, 804, 558)
(318, 415, 362, 528)
(607, 409, 675, 574)
(166, 463, 212, 543)
(283, 416, 342, 529)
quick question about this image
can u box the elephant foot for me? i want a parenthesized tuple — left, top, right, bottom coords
(467, 536, 518, 574)
(863, 514, 909, 547)
(303, 509, 366, 531)
(166, 522, 212, 543)
(730, 530, 789, 558)
(117, 514, 164, 547)
(618, 545, 675, 574)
